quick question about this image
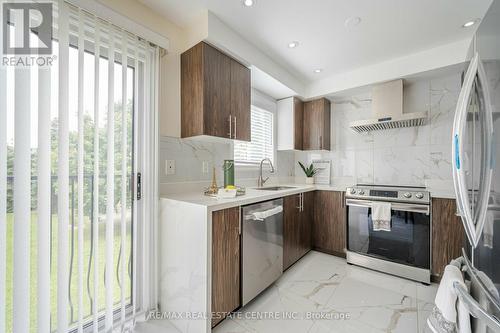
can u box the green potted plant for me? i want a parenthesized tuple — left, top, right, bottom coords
(298, 162, 317, 184)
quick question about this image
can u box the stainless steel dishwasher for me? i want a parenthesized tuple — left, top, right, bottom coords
(241, 198, 283, 306)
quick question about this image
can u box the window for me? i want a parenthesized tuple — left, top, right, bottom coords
(234, 106, 274, 165)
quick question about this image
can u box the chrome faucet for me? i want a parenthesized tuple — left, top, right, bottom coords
(257, 158, 275, 187)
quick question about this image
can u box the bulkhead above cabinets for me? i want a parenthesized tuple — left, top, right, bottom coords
(277, 96, 331, 151)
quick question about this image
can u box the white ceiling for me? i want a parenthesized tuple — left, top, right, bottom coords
(139, 0, 492, 84)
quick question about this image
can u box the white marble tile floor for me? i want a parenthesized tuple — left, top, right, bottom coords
(213, 251, 437, 333)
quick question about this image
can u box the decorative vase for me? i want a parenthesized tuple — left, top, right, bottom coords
(305, 177, 314, 184)
(223, 159, 235, 188)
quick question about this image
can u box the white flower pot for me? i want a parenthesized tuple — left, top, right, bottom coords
(305, 177, 315, 184)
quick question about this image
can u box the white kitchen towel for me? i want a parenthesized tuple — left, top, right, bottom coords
(427, 264, 471, 333)
(372, 202, 392, 231)
(483, 211, 495, 249)
(251, 206, 283, 221)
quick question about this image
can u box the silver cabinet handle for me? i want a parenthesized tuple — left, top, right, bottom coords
(233, 116, 237, 139)
(228, 115, 232, 138)
(301, 193, 304, 212)
(296, 193, 301, 211)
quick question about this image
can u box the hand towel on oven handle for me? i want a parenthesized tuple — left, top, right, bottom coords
(372, 201, 392, 232)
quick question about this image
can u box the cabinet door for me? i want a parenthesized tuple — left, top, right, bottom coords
(431, 198, 466, 280)
(303, 98, 331, 150)
(299, 191, 314, 257)
(293, 97, 304, 150)
(303, 99, 322, 150)
(283, 194, 301, 270)
(203, 43, 232, 139)
(212, 207, 240, 327)
(231, 59, 251, 142)
(181, 42, 204, 138)
(313, 191, 346, 256)
(321, 99, 331, 150)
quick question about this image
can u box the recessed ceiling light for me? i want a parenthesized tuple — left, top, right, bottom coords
(243, 0, 254, 7)
(462, 19, 479, 28)
(313, 69, 322, 73)
(345, 16, 362, 28)
(288, 41, 299, 48)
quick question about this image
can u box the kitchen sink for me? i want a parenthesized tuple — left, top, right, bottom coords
(254, 186, 297, 191)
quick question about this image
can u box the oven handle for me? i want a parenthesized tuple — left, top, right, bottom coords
(345, 198, 430, 215)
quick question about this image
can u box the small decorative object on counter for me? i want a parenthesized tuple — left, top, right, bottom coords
(298, 161, 317, 184)
(205, 166, 219, 196)
(217, 188, 237, 199)
(312, 160, 331, 185)
(223, 159, 235, 188)
(204, 186, 246, 198)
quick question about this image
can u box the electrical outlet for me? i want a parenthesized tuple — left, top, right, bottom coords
(202, 161, 209, 174)
(165, 160, 175, 175)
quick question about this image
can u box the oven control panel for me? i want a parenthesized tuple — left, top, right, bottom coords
(346, 186, 430, 204)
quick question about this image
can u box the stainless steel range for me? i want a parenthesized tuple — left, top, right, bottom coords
(345, 185, 431, 284)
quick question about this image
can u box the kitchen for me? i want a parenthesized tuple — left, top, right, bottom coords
(154, 0, 500, 331)
(158, 62, 468, 332)
(150, 0, 500, 331)
(1, 1, 499, 333)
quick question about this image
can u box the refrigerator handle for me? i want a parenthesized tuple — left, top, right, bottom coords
(452, 52, 480, 247)
(472, 57, 494, 245)
(452, 52, 495, 248)
(453, 282, 500, 332)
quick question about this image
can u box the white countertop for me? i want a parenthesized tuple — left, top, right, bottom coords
(160, 182, 456, 212)
(161, 184, 318, 211)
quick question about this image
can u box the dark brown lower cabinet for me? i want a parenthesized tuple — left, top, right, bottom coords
(283, 192, 313, 270)
(313, 191, 346, 257)
(431, 198, 466, 281)
(300, 192, 314, 255)
(211, 207, 240, 327)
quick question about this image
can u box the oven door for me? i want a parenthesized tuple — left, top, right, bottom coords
(346, 199, 430, 269)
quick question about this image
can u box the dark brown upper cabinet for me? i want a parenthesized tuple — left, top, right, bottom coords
(230, 60, 251, 141)
(303, 98, 331, 150)
(181, 42, 251, 141)
(277, 97, 304, 150)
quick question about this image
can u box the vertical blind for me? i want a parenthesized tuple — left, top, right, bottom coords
(234, 107, 274, 165)
(0, 1, 159, 332)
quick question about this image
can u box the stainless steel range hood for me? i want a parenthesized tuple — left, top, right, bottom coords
(349, 79, 427, 133)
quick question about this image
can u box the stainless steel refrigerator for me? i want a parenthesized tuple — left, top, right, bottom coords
(452, 0, 500, 331)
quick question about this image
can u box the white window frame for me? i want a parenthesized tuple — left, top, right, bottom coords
(234, 105, 277, 168)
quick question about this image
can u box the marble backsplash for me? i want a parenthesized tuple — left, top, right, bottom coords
(158, 136, 296, 194)
(295, 72, 462, 189)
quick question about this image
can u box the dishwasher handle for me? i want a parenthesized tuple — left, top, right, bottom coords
(244, 205, 283, 221)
